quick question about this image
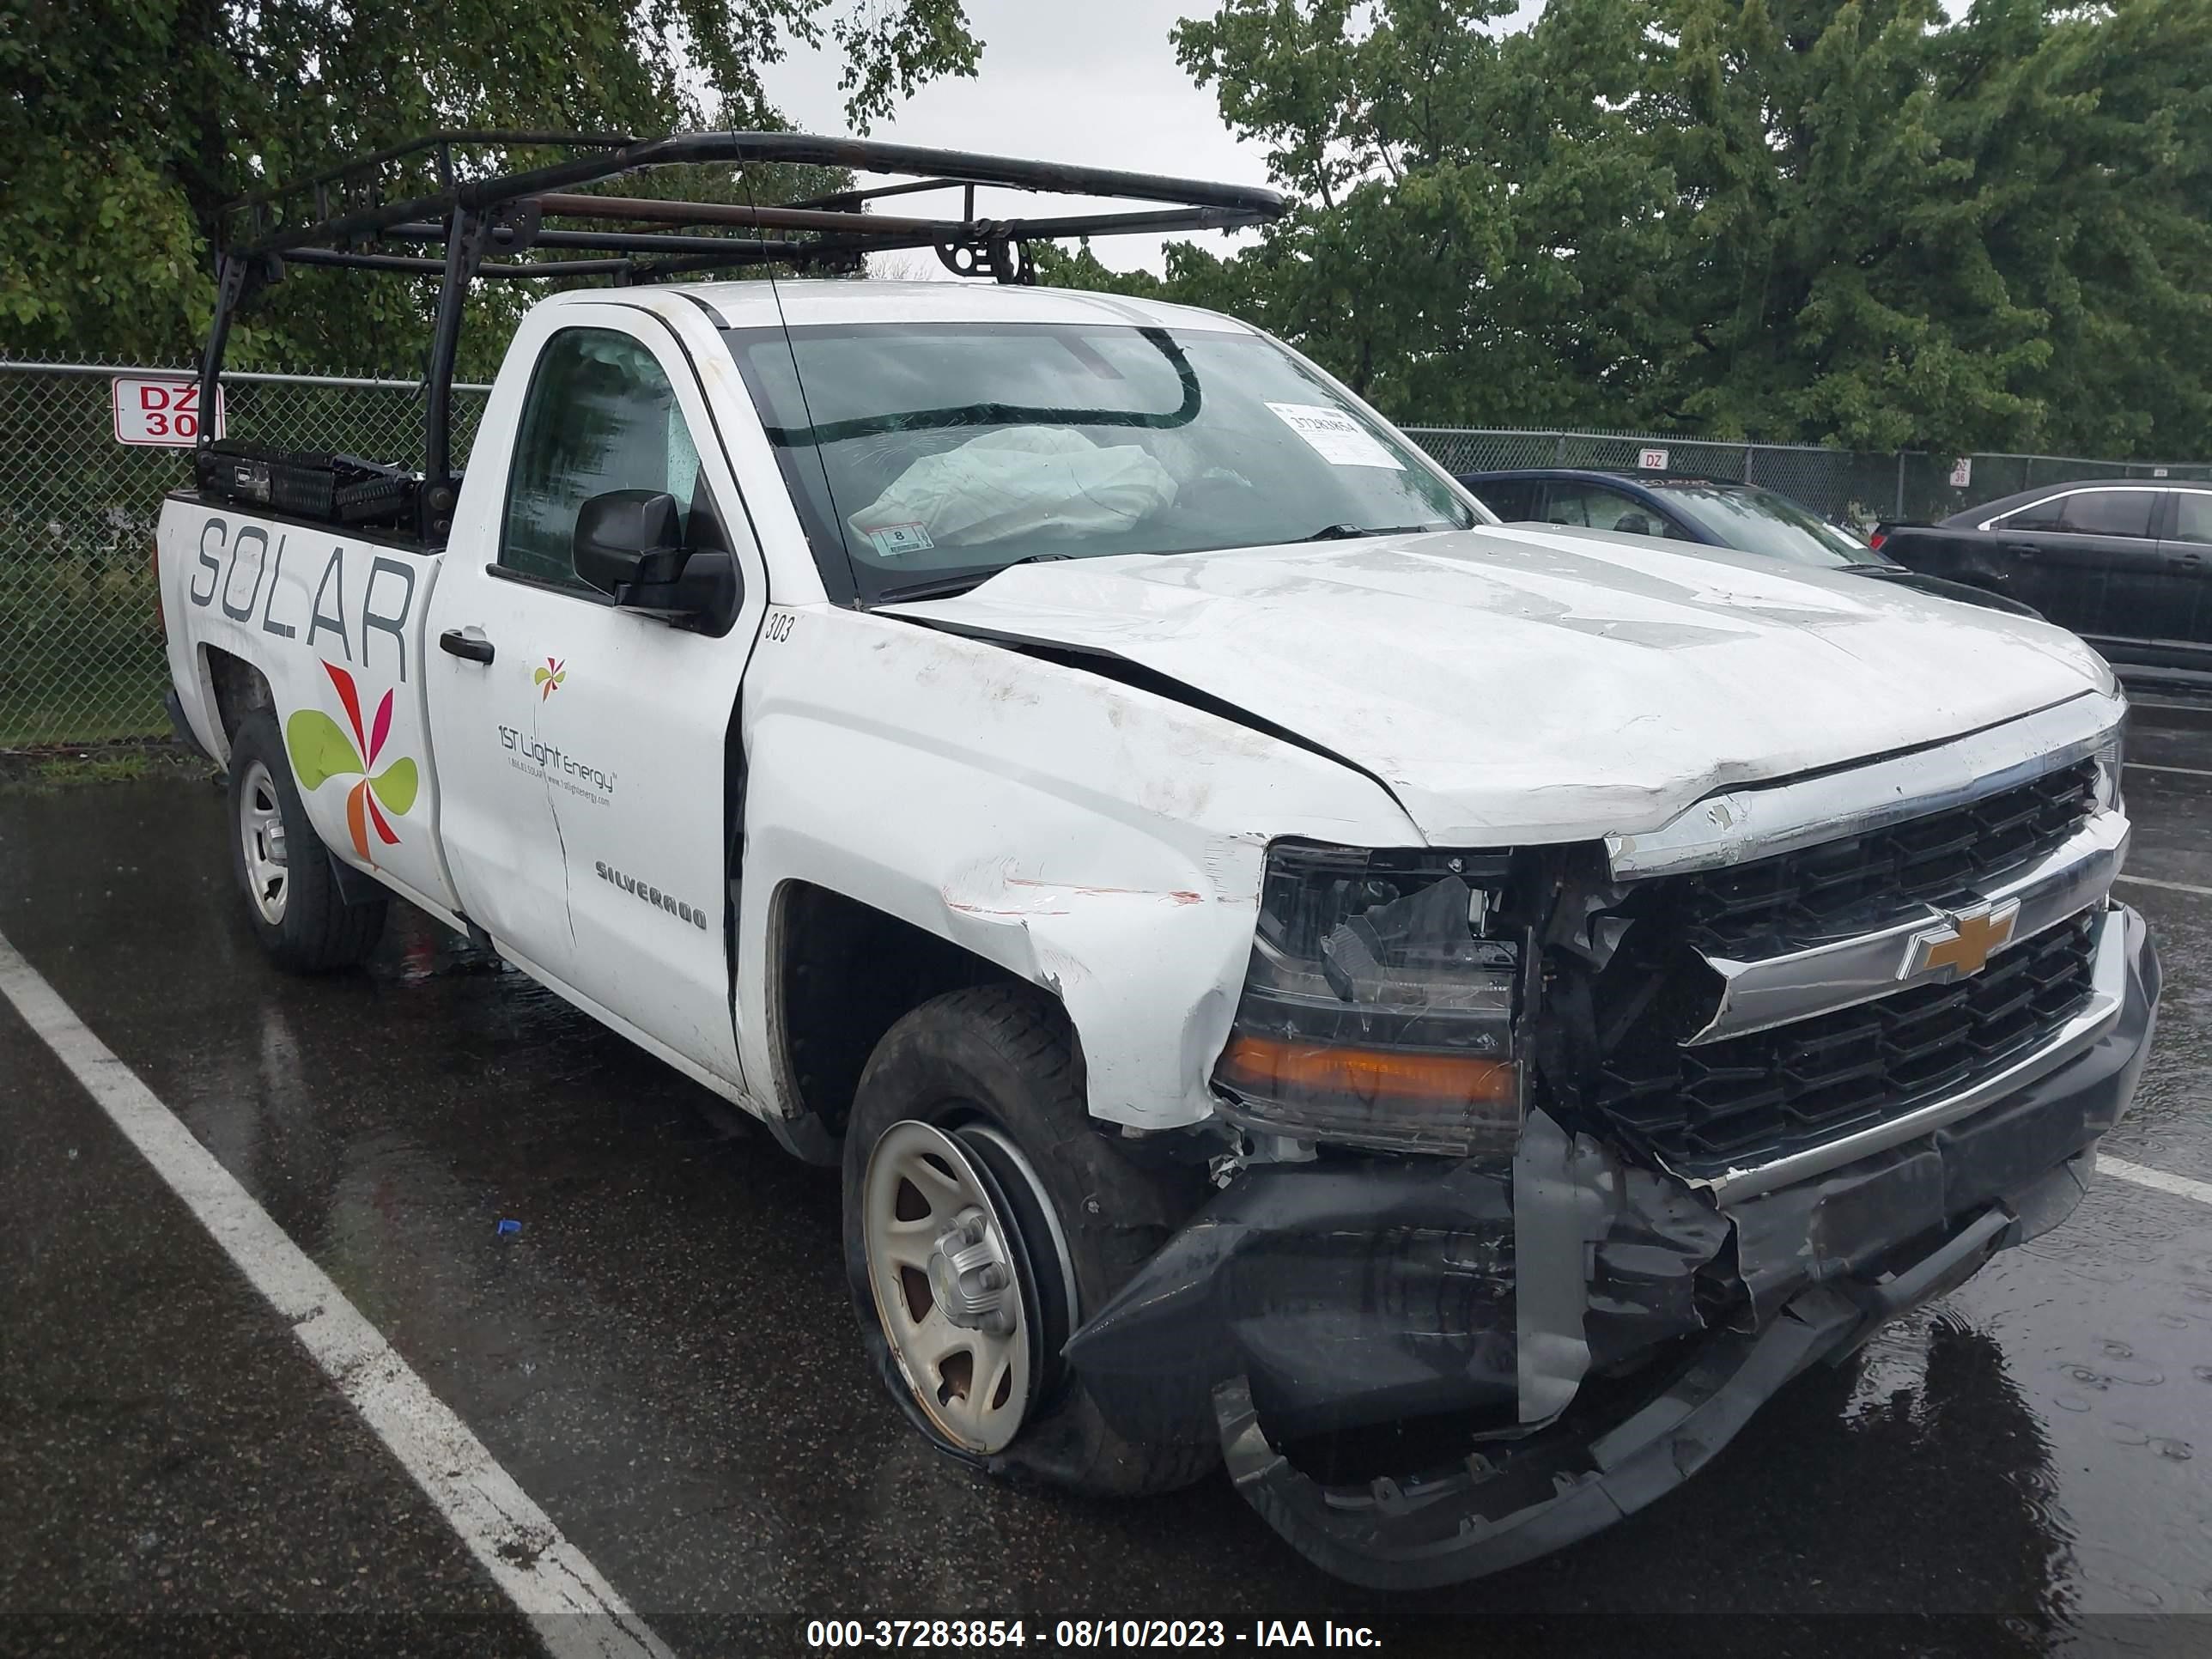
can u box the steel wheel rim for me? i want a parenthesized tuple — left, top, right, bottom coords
(239, 759, 289, 925)
(862, 1118, 1035, 1454)
(958, 1121, 1080, 1334)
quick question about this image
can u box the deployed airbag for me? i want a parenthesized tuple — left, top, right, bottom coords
(848, 426, 1176, 552)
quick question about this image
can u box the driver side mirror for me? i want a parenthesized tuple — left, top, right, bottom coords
(573, 489, 740, 632)
(574, 489, 684, 602)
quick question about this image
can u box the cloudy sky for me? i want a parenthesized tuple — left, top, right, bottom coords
(763, 0, 1278, 275)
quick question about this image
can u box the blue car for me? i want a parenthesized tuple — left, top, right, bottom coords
(1458, 467, 2042, 618)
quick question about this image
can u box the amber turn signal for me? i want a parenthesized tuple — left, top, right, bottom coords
(1216, 1032, 1518, 1107)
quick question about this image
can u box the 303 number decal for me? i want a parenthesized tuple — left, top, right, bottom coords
(764, 610, 798, 643)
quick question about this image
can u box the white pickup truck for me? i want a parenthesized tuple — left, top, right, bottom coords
(157, 135, 2160, 1587)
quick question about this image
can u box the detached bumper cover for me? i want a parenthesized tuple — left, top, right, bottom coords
(1212, 1195, 2019, 1589)
(1068, 904, 2160, 1589)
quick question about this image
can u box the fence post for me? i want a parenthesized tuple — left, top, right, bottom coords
(1894, 453, 1905, 520)
(1553, 432, 1567, 465)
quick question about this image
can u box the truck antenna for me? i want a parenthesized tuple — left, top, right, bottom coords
(746, 162, 866, 605)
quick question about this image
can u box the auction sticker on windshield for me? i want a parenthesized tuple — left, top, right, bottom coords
(1266, 403, 1403, 470)
(861, 522, 934, 557)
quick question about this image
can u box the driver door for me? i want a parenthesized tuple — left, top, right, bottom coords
(425, 304, 767, 1089)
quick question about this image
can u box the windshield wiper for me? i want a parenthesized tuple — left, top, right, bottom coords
(873, 552, 1073, 605)
(1298, 521, 1451, 542)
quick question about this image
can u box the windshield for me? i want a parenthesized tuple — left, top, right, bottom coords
(724, 321, 1478, 602)
(1652, 483, 1885, 568)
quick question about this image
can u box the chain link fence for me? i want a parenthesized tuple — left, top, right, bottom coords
(0, 360, 488, 747)
(4, 354, 2209, 747)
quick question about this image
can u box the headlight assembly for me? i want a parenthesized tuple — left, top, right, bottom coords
(1212, 841, 1524, 1155)
(2092, 722, 2126, 815)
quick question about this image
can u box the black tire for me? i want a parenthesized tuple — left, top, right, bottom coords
(842, 983, 1217, 1498)
(227, 710, 387, 973)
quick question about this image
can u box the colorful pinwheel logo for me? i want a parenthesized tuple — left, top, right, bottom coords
(283, 661, 420, 865)
(533, 658, 567, 701)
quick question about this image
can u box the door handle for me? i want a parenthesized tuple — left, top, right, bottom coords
(440, 628, 495, 665)
(2002, 543, 2039, 559)
(2176, 550, 2205, 569)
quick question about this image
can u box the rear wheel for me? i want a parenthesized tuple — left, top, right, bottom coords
(227, 711, 386, 972)
(842, 983, 1215, 1497)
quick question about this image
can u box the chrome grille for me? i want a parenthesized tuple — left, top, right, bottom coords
(1675, 759, 2099, 956)
(1594, 910, 2099, 1172)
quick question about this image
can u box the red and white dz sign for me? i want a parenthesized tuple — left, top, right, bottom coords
(112, 376, 225, 446)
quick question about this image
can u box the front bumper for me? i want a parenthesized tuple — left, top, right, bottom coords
(1065, 903, 2160, 1589)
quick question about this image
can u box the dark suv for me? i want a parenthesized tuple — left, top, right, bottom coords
(1460, 468, 2039, 617)
(1874, 482, 2212, 684)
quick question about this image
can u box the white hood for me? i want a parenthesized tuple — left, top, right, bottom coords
(884, 525, 2118, 846)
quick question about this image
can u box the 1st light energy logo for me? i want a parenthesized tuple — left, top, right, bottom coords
(496, 725, 617, 804)
(533, 658, 566, 701)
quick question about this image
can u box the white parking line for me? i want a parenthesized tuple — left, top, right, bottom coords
(2125, 761, 2212, 780)
(2100, 1154, 2212, 1210)
(0, 933, 674, 1659)
(2114, 872, 2212, 899)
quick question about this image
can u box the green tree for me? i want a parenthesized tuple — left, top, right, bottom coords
(0, 0, 980, 372)
(1060, 0, 2212, 459)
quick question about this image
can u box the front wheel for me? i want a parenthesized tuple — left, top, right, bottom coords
(842, 984, 1215, 1497)
(227, 710, 386, 972)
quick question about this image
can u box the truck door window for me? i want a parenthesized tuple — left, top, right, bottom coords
(501, 328, 706, 589)
(2057, 489, 2154, 538)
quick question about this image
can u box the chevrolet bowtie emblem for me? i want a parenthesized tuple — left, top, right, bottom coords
(1901, 899, 2021, 981)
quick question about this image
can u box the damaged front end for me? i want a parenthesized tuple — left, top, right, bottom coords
(1064, 753, 2161, 1588)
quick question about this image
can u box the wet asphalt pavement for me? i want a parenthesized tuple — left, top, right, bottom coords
(3, 722, 2212, 1656)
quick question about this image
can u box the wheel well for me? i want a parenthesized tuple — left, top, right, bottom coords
(769, 882, 1027, 1139)
(203, 645, 273, 747)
